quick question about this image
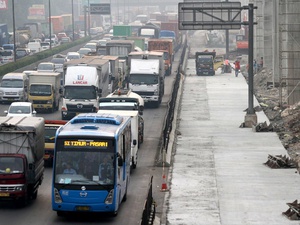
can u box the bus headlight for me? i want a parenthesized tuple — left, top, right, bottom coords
(54, 188, 62, 203)
(105, 189, 114, 204)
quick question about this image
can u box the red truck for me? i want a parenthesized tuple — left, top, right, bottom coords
(0, 117, 45, 206)
(148, 39, 173, 76)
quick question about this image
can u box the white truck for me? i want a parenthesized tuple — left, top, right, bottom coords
(0, 116, 44, 206)
(27, 72, 61, 113)
(97, 109, 143, 169)
(62, 56, 110, 120)
(128, 51, 165, 107)
(99, 89, 144, 115)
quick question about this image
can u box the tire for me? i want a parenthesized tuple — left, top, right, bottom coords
(31, 190, 38, 200)
(57, 211, 65, 217)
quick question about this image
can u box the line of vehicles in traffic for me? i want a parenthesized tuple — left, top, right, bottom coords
(0, 11, 181, 216)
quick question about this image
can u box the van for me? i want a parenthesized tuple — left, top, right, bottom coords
(0, 73, 28, 103)
(0, 50, 14, 64)
(27, 42, 41, 53)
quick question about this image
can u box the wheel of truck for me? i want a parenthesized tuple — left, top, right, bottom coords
(55, 102, 59, 111)
(31, 190, 38, 200)
(16, 195, 28, 207)
(50, 104, 55, 113)
(132, 157, 137, 169)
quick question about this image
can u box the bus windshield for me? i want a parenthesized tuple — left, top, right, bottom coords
(54, 138, 115, 186)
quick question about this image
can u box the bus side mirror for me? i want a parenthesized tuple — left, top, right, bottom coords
(133, 139, 137, 146)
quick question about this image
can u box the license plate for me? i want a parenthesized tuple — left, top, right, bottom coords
(44, 155, 50, 159)
(0, 193, 10, 197)
(37, 105, 44, 108)
(203, 72, 208, 75)
(76, 206, 90, 211)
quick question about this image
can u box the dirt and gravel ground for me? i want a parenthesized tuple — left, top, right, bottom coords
(243, 66, 300, 165)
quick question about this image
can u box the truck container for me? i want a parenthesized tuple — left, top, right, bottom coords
(160, 22, 181, 51)
(113, 25, 132, 37)
(0, 116, 44, 206)
(50, 16, 64, 34)
(61, 14, 72, 31)
(100, 55, 120, 93)
(147, 38, 174, 76)
(0, 24, 9, 47)
(127, 36, 146, 51)
(27, 72, 61, 112)
(106, 40, 135, 61)
(62, 56, 110, 120)
(137, 23, 160, 39)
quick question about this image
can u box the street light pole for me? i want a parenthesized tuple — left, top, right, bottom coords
(12, 0, 16, 62)
(88, 0, 90, 36)
(72, 0, 75, 41)
(48, 0, 52, 50)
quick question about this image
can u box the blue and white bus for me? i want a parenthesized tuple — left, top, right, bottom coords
(52, 113, 131, 216)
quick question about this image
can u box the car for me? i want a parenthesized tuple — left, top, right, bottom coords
(57, 32, 67, 41)
(51, 55, 66, 73)
(50, 34, 58, 43)
(4, 102, 36, 117)
(60, 37, 71, 44)
(65, 52, 80, 61)
(77, 47, 92, 58)
(83, 43, 97, 52)
(37, 62, 56, 72)
(16, 48, 31, 59)
(40, 42, 51, 50)
(89, 39, 107, 47)
(44, 38, 57, 47)
(0, 50, 14, 64)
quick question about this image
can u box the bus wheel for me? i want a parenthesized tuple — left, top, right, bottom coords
(122, 179, 129, 202)
(57, 211, 65, 217)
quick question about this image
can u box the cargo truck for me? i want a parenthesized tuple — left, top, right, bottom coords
(44, 120, 67, 166)
(0, 116, 44, 206)
(27, 72, 61, 112)
(97, 109, 144, 169)
(160, 22, 181, 52)
(62, 56, 110, 120)
(128, 51, 165, 107)
(106, 40, 135, 61)
(147, 38, 173, 76)
(195, 51, 216, 76)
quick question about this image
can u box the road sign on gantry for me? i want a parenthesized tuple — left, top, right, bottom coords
(90, 3, 111, 15)
(178, 1, 242, 30)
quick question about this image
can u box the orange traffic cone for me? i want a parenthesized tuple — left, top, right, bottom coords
(160, 174, 169, 192)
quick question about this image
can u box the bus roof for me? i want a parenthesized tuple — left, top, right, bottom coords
(56, 113, 131, 138)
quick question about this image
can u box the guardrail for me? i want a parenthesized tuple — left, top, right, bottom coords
(157, 34, 188, 166)
(0, 35, 101, 77)
(140, 176, 156, 225)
